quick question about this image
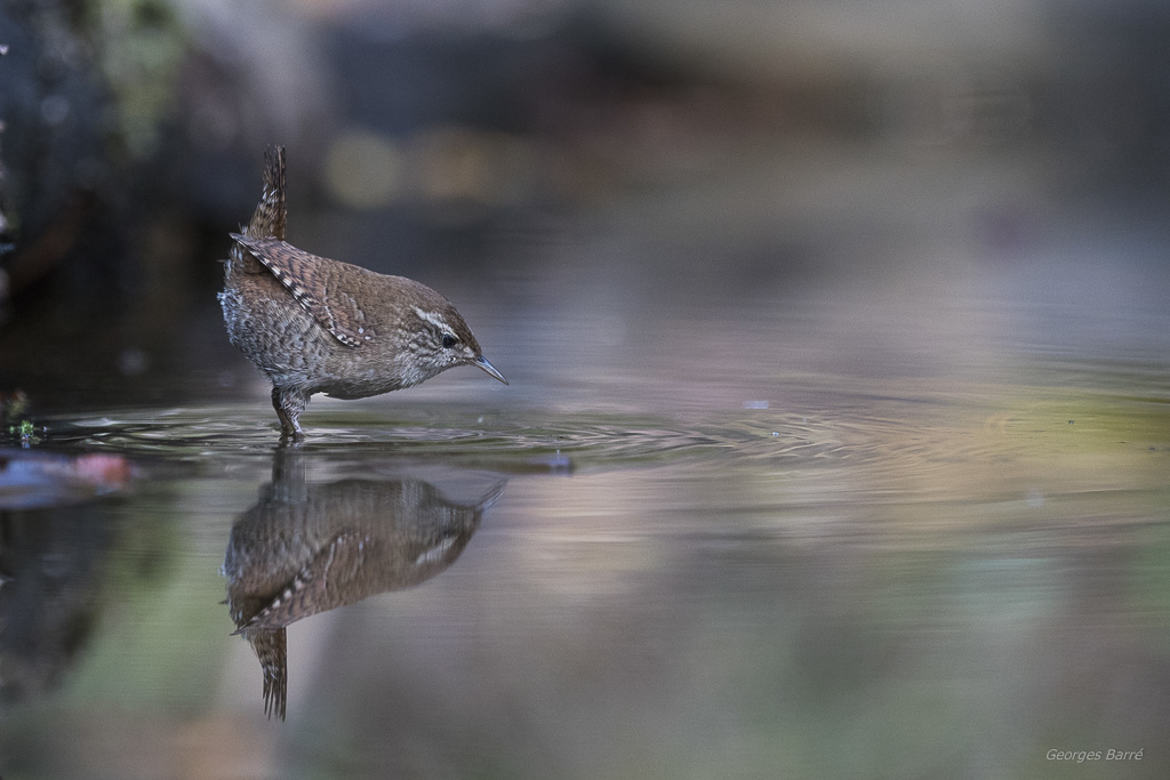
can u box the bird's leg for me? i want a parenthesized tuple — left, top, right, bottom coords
(272, 387, 308, 442)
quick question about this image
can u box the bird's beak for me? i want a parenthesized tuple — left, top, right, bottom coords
(474, 355, 508, 385)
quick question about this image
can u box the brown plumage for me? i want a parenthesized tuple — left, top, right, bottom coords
(223, 448, 504, 719)
(219, 146, 506, 439)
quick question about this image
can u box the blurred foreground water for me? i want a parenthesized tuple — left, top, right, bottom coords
(1, 184, 1167, 775)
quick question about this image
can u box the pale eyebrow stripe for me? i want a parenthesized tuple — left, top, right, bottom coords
(412, 306, 451, 332)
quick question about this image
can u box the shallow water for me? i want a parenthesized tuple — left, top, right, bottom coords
(3, 282, 1169, 778)
(4, 138, 1170, 776)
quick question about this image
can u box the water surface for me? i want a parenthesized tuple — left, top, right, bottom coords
(3, 149, 1170, 777)
(3, 275, 1167, 778)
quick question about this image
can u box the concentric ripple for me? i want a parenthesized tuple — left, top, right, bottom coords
(27, 382, 1166, 502)
(39, 403, 847, 473)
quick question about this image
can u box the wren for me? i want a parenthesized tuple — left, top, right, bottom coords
(219, 145, 506, 439)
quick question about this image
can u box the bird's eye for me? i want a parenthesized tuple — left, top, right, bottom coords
(441, 334, 459, 349)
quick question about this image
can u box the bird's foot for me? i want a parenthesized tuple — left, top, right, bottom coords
(272, 387, 308, 443)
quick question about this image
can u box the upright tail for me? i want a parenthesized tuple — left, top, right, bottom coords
(246, 145, 287, 240)
(247, 627, 288, 720)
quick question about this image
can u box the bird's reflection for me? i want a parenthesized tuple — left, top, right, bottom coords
(223, 448, 505, 720)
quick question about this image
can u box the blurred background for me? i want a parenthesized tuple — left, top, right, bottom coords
(2, 1, 1170, 778)
(2, 0, 1168, 408)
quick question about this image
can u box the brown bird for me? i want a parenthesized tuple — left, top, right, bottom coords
(219, 145, 506, 439)
(224, 447, 504, 719)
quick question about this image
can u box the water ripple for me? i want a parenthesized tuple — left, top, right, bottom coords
(42, 404, 843, 473)
(31, 386, 1166, 497)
